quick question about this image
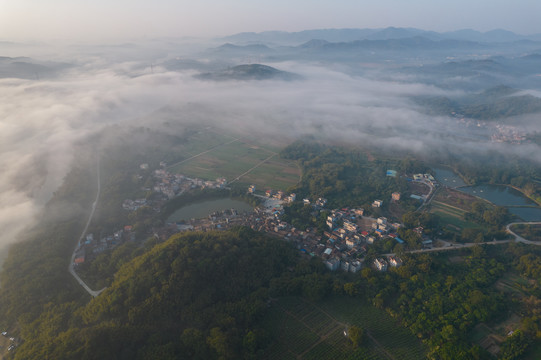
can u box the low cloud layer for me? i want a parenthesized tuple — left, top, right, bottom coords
(1, 47, 541, 253)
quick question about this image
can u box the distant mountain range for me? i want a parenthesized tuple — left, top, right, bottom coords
(196, 64, 301, 81)
(219, 27, 541, 45)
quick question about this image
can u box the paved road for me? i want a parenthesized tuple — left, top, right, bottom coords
(506, 222, 541, 245)
(381, 222, 541, 257)
(68, 158, 106, 298)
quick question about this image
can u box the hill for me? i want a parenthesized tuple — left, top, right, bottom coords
(196, 64, 301, 81)
(414, 85, 541, 120)
(9, 228, 300, 359)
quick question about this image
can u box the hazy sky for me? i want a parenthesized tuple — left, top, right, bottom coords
(1, 0, 540, 42)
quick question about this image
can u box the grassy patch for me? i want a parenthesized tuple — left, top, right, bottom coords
(429, 201, 485, 231)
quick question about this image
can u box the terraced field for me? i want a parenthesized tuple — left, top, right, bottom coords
(262, 296, 426, 360)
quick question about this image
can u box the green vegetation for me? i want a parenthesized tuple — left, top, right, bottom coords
(429, 200, 484, 231)
(510, 224, 541, 242)
(280, 141, 422, 219)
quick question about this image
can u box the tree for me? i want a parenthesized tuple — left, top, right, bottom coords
(348, 326, 364, 349)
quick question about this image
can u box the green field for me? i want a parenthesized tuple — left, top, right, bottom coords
(429, 201, 484, 231)
(262, 296, 426, 360)
(166, 129, 300, 191)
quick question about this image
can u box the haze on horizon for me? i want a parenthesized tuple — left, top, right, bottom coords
(1, 0, 541, 42)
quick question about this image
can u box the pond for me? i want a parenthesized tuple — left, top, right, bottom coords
(432, 166, 541, 221)
(167, 198, 254, 222)
(459, 184, 536, 207)
(432, 166, 467, 187)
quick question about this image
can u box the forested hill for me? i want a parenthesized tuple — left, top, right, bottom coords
(9, 228, 299, 360)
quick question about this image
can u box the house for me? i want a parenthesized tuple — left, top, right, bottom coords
(392, 192, 401, 201)
(389, 256, 403, 267)
(372, 199, 383, 208)
(303, 198, 311, 205)
(287, 193, 296, 202)
(350, 260, 362, 273)
(341, 260, 350, 272)
(265, 189, 274, 197)
(248, 185, 256, 194)
(343, 220, 358, 232)
(324, 257, 341, 271)
(377, 217, 387, 225)
(354, 208, 364, 216)
(315, 198, 327, 207)
(374, 258, 388, 271)
(386, 170, 397, 177)
(74, 249, 86, 265)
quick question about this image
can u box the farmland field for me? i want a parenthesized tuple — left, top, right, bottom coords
(262, 296, 426, 360)
(166, 129, 301, 191)
(429, 200, 485, 231)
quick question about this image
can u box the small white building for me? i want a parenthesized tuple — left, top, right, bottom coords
(374, 258, 388, 271)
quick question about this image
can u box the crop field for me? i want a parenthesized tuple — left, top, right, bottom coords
(167, 129, 300, 191)
(262, 296, 426, 360)
(429, 200, 484, 231)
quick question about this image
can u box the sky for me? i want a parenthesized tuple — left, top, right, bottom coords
(1, 0, 541, 42)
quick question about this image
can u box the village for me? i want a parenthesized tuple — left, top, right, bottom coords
(73, 163, 438, 274)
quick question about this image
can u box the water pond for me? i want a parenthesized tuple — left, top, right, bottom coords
(167, 198, 254, 222)
(432, 166, 541, 221)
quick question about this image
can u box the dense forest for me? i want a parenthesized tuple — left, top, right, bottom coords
(7, 228, 300, 359)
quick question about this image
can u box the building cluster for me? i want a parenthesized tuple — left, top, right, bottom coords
(491, 124, 526, 144)
(74, 226, 135, 265)
(123, 166, 228, 212)
(153, 166, 227, 200)
(264, 188, 296, 203)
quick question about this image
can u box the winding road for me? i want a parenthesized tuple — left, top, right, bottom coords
(68, 157, 106, 298)
(506, 222, 541, 245)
